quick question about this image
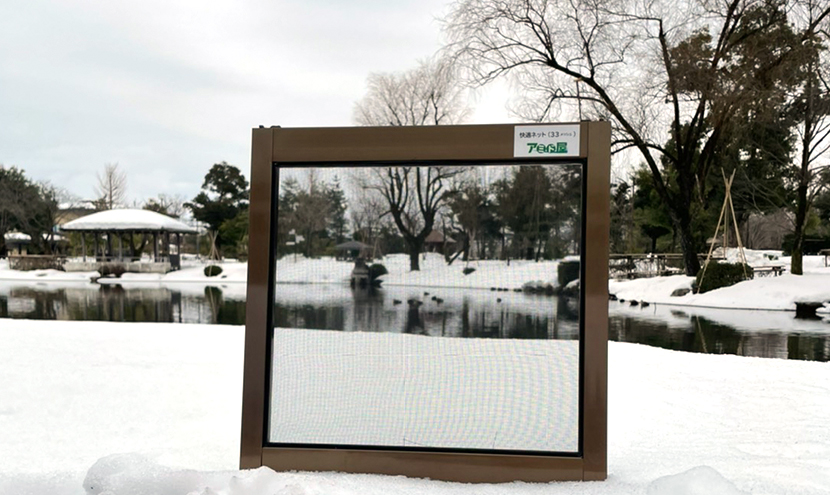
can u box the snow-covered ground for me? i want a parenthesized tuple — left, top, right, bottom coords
(609, 251, 830, 312)
(274, 253, 561, 290)
(0, 254, 557, 290)
(1, 319, 829, 495)
(0, 257, 100, 282)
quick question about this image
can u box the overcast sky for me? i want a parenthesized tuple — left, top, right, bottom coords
(0, 0, 514, 205)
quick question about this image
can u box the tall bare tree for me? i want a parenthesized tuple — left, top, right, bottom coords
(354, 56, 471, 126)
(445, 0, 829, 275)
(353, 57, 470, 270)
(94, 163, 127, 210)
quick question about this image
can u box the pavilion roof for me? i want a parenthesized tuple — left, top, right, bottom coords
(60, 209, 198, 234)
(4, 232, 31, 243)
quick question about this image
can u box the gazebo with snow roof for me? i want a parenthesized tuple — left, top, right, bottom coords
(60, 209, 198, 273)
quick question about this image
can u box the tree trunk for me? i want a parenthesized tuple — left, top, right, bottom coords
(791, 183, 808, 275)
(677, 218, 701, 276)
(408, 245, 420, 271)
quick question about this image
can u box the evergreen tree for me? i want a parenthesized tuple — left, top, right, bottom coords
(326, 176, 348, 244)
(185, 162, 249, 257)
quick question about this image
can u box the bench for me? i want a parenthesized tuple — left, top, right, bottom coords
(754, 266, 784, 277)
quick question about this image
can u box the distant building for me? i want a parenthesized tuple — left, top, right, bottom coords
(60, 208, 197, 273)
(424, 230, 456, 254)
(3, 232, 31, 255)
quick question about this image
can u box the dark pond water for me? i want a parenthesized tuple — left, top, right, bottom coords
(1, 282, 829, 362)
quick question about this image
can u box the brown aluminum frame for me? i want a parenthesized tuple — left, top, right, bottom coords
(241, 122, 609, 482)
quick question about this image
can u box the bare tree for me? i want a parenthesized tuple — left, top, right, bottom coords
(349, 183, 390, 258)
(94, 163, 127, 210)
(445, 0, 829, 275)
(356, 166, 464, 270)
(353, 57, 470, 270)
(144, 193, 187, 218)
(354, 56, 471, 126)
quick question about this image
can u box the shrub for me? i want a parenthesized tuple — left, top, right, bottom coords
(695, 261, 753, 294)
(99, 263, 126, 278)
(204, 265, 223, 277)
(368, 263, 388, 281)
(557, 260, 580, 288)
(462, 267, 476, 275)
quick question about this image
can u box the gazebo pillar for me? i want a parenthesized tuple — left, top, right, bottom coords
(81, 234, 86, 262)
(94, 235, 99, 262)
(107, 232, 113, 261)
(118, 233, 123, 261)
(153, 232, 159, 262)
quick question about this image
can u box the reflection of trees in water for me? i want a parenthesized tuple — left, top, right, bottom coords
(404, 305, 427, 335)
(609, 314, 828, 361)
(351, 288, 388, 334)
(0, 284, 247, 324)
(76, 285, 175, 322)
(271, 290, 580, 340)
(204, 287, 222, 324)
(786, 334, 829, 362)
(273, 302, 346, 330)
(455, 296, 579, 340)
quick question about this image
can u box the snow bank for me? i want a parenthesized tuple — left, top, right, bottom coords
(1, 319, 829, 494)
(0, 265, 99, 282)
(608, 249, 830, 311)
(610, 273, 830, 311)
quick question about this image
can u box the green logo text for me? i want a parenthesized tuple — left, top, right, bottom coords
(527, 142, 568, 154)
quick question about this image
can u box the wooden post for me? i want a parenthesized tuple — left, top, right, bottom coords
(153, 232, 159, 262)
(81, 234, 86, 262)
(94, 235, 99, 262)
(107, 232, 113, 262)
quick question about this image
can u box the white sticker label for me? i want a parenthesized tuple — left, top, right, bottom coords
(514, 125, 580, 158)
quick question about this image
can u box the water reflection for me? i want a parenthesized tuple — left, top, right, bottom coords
(609, 302, 830, 362)
(272, 285, 580, 340)
(2, 282, 829, 362)
(0, 283, 245, 325)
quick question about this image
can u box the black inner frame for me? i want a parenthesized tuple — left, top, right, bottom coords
(263, 159, 588, 458)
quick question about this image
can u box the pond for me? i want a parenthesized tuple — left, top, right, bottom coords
(1, 281, 828, 362)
